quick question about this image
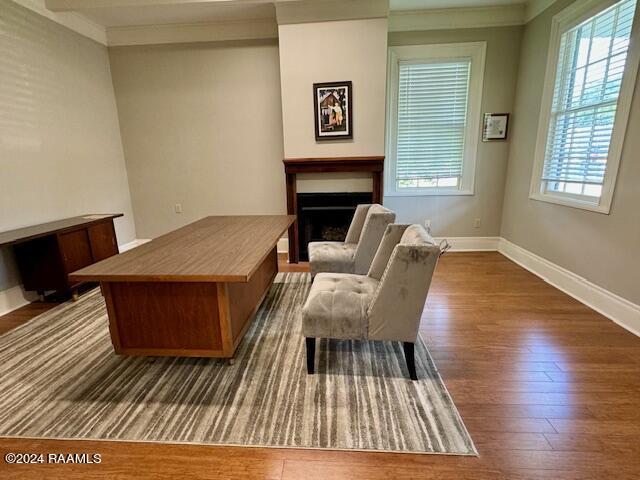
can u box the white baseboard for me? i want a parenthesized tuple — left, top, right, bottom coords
(119, 238, 151, 253)
(433, 236, 501, 252)
(275, 236, 502, 254)
(0, 238, 152, 317)
(275, 232, 639, 336)
(498, 238, 640, 338)
(277, 237, 289, 254)
(4, 235, 637, 339)
(0, 285, 38, 317)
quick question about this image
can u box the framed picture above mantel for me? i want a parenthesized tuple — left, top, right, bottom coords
(313, 81, 353, 141)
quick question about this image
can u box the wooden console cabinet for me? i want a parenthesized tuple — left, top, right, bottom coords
(0, 214, 123, 298)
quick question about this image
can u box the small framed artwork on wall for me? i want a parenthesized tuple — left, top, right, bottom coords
(482, 113, 510, 141)
(313, 81, 353, 141)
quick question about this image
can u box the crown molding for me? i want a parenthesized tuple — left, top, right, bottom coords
(525, 0, 558, 22)
(44, 0, 273, 10)
(276, 0, 389, 25)
(12, 0, 107, 44)
(389, 4, 526, 32)
(21, 0, 557, 47)
(106, 17, 277, 46)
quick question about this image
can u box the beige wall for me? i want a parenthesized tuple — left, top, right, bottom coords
(501, 0, 640, 305)
(0, 1, 136, 294)
(108, 40, 286, 239)
(386, 27, 523, 236)
(278, 18, 387, 193)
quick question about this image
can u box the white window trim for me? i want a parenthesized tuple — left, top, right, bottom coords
(385, 42, 486, 197)
(529, 0, 640, 214)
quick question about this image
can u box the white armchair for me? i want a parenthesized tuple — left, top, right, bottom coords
(302, 224, 441, 380)
(308, 204, 395, 278)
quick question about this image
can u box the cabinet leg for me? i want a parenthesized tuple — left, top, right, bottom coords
(227, 358, 235, 366)
(71, 290, 79, 302)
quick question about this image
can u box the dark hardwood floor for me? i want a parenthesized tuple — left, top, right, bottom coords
(1, 252, 639, 479)
(0, 300, 59, 335)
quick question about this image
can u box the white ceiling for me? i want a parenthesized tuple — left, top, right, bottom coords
(56, 0, 535, 28)
(31, 0, 552, 46)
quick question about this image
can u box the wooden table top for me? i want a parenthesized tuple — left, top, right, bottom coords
(69, 215, 295, 283)
(0, 214, 123, 247)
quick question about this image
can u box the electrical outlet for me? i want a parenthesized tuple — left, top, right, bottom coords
(473, 218, 481, 228)
(174, 203, 183, 214)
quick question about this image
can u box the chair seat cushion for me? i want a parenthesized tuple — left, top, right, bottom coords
(308, 241, 356, 278)
(302, 273, 379, 340)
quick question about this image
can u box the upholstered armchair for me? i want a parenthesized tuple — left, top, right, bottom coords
(302, 224, 441, 380)
(308, 204, 395, 279)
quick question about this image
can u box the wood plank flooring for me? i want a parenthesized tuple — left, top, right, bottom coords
(1, 251, 639, 479)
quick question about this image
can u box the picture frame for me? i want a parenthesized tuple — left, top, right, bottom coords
(313, 81, 353, 141)
(482, 113, 509, 141)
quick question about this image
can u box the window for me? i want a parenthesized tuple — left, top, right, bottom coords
(530, 0, 639, 213)
(386, 43, 486, 196)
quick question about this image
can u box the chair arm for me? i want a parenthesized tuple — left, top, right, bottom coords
(366, 243, 440, 342)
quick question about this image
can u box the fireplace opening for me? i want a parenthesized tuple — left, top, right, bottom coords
(297, 192, 372, 261)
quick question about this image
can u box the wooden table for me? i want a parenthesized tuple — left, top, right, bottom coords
(70, 215, 295, 358)
(0, 214, 122, 299)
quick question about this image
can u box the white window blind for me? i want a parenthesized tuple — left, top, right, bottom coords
(396, 60, 471, 187)
(542, 0, 636, 197)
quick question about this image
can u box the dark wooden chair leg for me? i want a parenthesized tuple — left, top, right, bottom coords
(403, 342, 417, 380)
(306, 337, 316, 374)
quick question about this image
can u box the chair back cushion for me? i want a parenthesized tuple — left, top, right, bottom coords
(344, 204, 371, 244)
(367, 224, 411, 280)
(352, 204, 396, 274)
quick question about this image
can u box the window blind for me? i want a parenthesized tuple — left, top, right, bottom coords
(396, 60, 471, 182)
(542, 0, 636, 187)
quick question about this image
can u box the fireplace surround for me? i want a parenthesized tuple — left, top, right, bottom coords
(283, 156, 384, 263)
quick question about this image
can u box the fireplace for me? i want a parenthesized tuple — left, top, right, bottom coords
(283, 156, 385, 263)
(297, 192, 372, 261)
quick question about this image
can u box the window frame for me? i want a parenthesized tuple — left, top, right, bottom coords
(385, 42, 486, 197)
(529, 0, 640, 214)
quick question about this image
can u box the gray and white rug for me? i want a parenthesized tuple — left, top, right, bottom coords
(0, 273, 476, 455)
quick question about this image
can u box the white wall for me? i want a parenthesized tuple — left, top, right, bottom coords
(0, 1, 136, 305)
(386, 26, 523, 237)
(5, 0, 636, 316)
(501, 0, 640, 305)
(108, 40, 286, 239)
(278, 18, 388, 192)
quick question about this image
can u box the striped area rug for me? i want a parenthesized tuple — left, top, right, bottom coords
(0, 273, 476, 455)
